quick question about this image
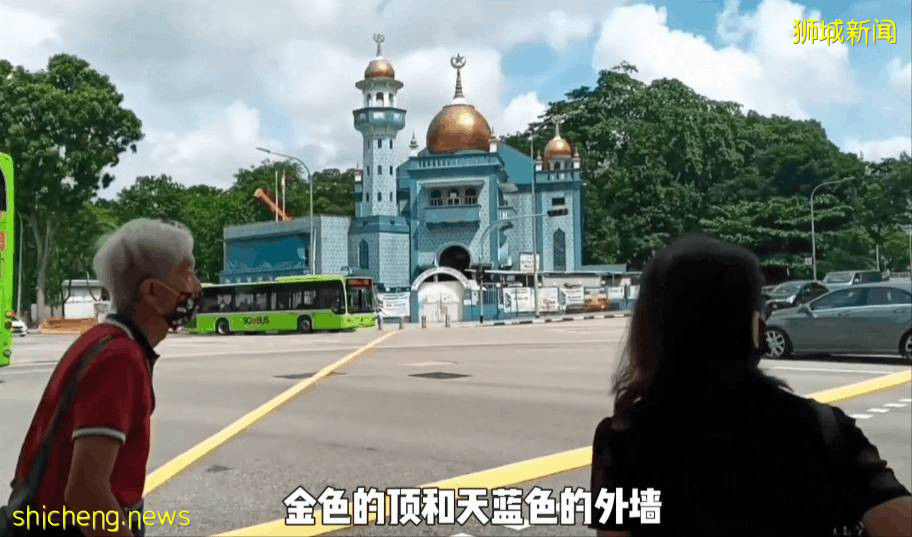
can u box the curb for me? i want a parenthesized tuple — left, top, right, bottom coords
(486, 311, 631, 327)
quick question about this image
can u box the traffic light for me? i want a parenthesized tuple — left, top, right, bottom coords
(547, 208, 569, 217)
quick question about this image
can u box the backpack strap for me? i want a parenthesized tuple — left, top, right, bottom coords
(811, 401, 866, 537)
(8, 335, 115, 503)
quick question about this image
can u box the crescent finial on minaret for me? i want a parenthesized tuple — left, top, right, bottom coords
(373, 33, 385, 56)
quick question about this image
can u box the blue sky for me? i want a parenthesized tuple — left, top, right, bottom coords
(0, 0, 909, 196)
(503, 0, 910, 160)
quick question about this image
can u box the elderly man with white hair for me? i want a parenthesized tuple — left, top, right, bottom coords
(5, 218, 201, 537)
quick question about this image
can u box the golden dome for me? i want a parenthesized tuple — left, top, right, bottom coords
(543, 136, 573, 161)
(426, 104, 492, 154)
(365, 58, 395, 79)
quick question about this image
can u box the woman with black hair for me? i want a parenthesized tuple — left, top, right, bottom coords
(589, 235, 910, 537)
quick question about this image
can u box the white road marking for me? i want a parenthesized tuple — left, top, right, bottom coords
(0, 368, 54, 376)
(451, 533, 475, 537)
(883, 403, 907, 408)
(850, 414, 873, 419)
(867, 408, 890, 413)
(767, 366, 895, 375)
(900, 398, 912, 403)
(505, 522, 532, 531)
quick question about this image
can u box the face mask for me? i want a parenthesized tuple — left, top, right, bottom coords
(156, 281, 201, 330)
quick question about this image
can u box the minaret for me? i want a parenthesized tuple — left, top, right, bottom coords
(353, 33, 406, 217)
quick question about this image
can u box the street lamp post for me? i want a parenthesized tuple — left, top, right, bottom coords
(256, 147, 315, 274)
(903, 224, 912, 275)
(16, 214, 24, 317)
(810, 177, 855, 281)
(475, 208, 567, 323)
(530, 139, 539, 318)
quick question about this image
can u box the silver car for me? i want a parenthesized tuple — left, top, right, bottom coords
(765, 281, 912, 361)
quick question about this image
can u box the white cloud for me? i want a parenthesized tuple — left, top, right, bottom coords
(501, 92, 548, 135)
(716, 0, 751, 44)
(2, 0, 622, 189)
(843, 136, 912, 162)
(0, 4, 60, 68)
(105, 101, 283, 195)
(593, 1, 857, 118)
(887, 58, 911, 100)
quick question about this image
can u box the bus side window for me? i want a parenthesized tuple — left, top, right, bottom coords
(275, 288, 290, 310)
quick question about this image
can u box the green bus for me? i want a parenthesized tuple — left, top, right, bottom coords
(188, 275, 377, 335)
(1, 153, 15, 367)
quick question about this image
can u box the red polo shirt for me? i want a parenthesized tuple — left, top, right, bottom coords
(12, 316, 156, 511)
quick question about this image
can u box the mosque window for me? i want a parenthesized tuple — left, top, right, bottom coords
(375, 92, 384, 105)
(359, 240, 369, 269)
(552, 197, 565, 207)
(378, 138, 383, 149)
(388, 93, 393, 104)
(389, 192, 393, 202)
(377, 192, 382, 202)
(447, 189, 460, 206)
(553, 229, 566, 272)
(430, 190, 443, 207)
(389, 165, 393, 175)
(377, 165, 382, 176)
(464, 188, 478, 205)
(389, 139, 393, 149)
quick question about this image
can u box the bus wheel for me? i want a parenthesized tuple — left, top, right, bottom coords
(297, 316, 313, 334)
(216, 318, 231, 335)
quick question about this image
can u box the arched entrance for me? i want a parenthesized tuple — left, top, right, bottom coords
(438, 245, 471, 274)
(411, 266, 479, 323)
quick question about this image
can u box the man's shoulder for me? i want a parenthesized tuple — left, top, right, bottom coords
(79, 324, 149, 373)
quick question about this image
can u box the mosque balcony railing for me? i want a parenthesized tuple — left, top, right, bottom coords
(412, 154, 501, 171)
(353, 108, 406, 131)
(536, 170, 581, 182)
(423, 204, 481, 225)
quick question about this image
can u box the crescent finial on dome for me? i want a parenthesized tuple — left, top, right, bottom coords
(373, 33, 385, 57)
(450, 54, 467, 101)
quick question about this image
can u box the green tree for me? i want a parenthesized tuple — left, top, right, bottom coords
(0, 55, 142, 321)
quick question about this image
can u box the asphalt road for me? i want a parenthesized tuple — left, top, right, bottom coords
(1, 319, 909, 537)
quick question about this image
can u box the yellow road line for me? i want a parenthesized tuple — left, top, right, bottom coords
(808, 369, 911, 404)
(217, 368, 911, 536)
(217, 448, 592, 536)
(143, 331, 399, 496)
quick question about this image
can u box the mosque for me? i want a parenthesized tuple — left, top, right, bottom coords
(220, 35, 621, 321)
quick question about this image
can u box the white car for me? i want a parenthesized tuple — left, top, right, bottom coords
(11, 318, 28, 337)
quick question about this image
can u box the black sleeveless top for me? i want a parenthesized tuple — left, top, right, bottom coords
(589, 383, 909, 536)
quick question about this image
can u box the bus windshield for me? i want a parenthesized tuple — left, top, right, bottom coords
(346, 279, 374, 313)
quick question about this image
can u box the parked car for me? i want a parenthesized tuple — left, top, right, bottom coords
(764, 282, 912, 361)
(762, 280, 829, 318)
(10, 317, 28, 337)
(822, 269, 883, 290)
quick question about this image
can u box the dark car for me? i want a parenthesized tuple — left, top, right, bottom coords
(763, 280, 829, 318)
(765, 281, 912, 361)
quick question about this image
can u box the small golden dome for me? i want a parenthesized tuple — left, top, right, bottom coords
(426, 104, 492, 154)
(543, 136, 573, 161)
(365, 58, 395, 79)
